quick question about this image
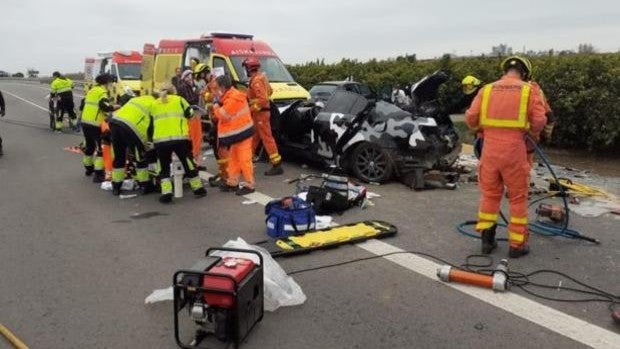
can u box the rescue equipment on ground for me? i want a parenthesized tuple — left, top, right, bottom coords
(257, 220, 397, 257)
(173, 248, 263, 349)
(458, 135, 600, 244)
(289, 173, 367, 215)
(437, 259, 509, 291)
(536, 203, 567, 223)
(265, 197, 316, 238)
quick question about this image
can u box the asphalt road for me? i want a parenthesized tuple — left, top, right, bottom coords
(1, 82, 619, 349)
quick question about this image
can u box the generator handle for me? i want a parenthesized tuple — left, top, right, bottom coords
(205, 247, 264, 267)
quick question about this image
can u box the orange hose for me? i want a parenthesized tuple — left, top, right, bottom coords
(448, 269, 494, 288)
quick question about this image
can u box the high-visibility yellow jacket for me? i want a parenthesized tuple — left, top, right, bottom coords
(111, 95, 155, 144)
(50, 77, 74, 95)
(82, 85, 109, 127)
(150, 95, 191, 144)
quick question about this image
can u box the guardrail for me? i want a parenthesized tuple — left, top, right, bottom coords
(0, 77, 85, 91)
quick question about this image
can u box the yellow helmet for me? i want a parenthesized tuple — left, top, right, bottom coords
(193, 63, 210, 75)
(461, 75, 482, 95)
(501, 55, 532, 80)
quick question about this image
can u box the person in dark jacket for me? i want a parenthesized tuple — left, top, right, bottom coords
(176, 69, 198, 105)
(0, 90, 5, 155)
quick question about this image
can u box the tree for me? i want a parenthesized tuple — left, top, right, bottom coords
(491, 44, 513, 57)
(12, 72, 24, 78)
(577, 43, 595, 54)
(26, 68, 39, 78)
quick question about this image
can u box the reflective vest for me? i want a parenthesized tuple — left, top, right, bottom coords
(214, 88, 254, 146)
(150, 95, 190, 144)
(112, 95, 155, 144)
(480, 81, 531, 130)
(50, 77, 74, 94)
(82, 85, 109, 127)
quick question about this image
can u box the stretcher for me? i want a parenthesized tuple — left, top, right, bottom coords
(256, 220, 397, 257)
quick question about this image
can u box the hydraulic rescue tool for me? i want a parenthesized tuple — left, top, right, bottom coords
(437, 260, 509, 291)
(536, 203, 567, 223)
(173, 248, 264, 349)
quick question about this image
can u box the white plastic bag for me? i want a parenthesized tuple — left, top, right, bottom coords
(145, 286, 173, 304)
(215, 238, 306, 312)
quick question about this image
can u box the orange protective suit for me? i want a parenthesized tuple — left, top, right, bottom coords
(527, 81, 554, 165)
(188, 115, 202, 161)
(101, 120, 113, 180)
(213, 87, 255, 188)
(466, 75, 547, 249)
(248, 71, 281, 165)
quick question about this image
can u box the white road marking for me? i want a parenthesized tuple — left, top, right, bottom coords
(0, 81, 84, 97)
(2, 89, 50, 112)
(199, 170, 620, 349)
(357, 239, 620, 349)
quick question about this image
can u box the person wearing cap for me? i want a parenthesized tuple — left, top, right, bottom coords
(465, 56, 547, 258)
(50, 71, 78, 130)
(243, 57, 283, 176)
(212, 75, 256, 196)
(149, 83, 206, 203)
(81, 73, 118, 182)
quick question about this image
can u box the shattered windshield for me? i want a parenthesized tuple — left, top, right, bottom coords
(230, 56, 295, 83)
(117, 63, 141, 80)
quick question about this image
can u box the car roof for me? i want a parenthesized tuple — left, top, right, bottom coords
(316, 81, 362, 86)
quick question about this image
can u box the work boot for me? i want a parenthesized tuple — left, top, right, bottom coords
(159, 193, 173, 204)
(481, 225, 498, 254)
(208, 175, 221, 187)
(509, 245, 530, 259)
(112, 182, 122, 196)
(139, 182, 155, 195)
(93, 171, 105, 183)
(235, 186, 255, 196)
(193, 187, 207, 198)
(264, 164, 284, 176)
(84, 166, 94, 176)
(219, 182, 238, 192)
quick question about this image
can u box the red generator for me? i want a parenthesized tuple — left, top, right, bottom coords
(173, 248, 264, 349)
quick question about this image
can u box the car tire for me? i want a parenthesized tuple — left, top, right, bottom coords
(349, 142, 394, 183)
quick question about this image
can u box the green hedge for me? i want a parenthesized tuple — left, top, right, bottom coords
(287, 53, 620, 152)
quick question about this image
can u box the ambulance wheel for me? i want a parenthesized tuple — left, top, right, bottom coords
(350, 142, 394, 183)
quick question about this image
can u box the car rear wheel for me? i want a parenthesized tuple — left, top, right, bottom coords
(350, 142, 394, 183)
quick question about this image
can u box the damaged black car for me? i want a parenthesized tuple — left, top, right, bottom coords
(273, 71, 461, 188)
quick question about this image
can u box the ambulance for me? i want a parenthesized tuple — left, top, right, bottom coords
(140, 32, 310, 106)
(83, 51, 143, 102)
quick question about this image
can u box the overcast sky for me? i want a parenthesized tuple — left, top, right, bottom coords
(0, 0, 618, 75)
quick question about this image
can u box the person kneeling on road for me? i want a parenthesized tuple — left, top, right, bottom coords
(213, 75, 256, 196)
(109, 93, 156, 196)
(150, 83, 206, 203)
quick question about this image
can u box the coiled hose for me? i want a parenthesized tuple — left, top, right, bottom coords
(457, 136, 600, 244)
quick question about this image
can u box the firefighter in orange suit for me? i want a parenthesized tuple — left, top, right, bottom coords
(213, 75, 256, 196)
(465, 56, 547, 258)
(243, 57, 283, 176)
